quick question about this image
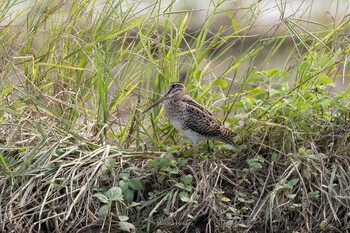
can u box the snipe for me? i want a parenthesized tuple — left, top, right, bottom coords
(143, 82, 235, 163)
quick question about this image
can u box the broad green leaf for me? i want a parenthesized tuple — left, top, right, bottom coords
(247, 73, 263, 83)
(163, 207, 170, 215)
(179, 191, 190, 202)
(105, 187, 123, 201)
(346, 86, 350, 95)
(271, 152, 279, 162)
(147, 159, 158, 168)
(320, 219, 328, 230)
(124, 189, 134, 203)
(265, 67, 279, 77)
(215, 79, 228, 89)
(308, 191, 320, 199)
(286, 178, 299, 188)
(119, 221, 135, 232)
(221, 196, 231, 202)
(176, 158, 187, 167)
(233, 101, 244, 108)
(118, 215, 129, 221)
(290, 203, 302, 209)
(129, 178, 143, 191)
(101, 159, 116, 173)
(220, 144, 235, 150)
(119, 172, 130, 180)
(315, 57, 329, 68)
(175, 182, 186, 190)
(191, 193, 200, 201)
(167, 167, 180, 174)
(193, 69, 202, 80)
(93, 193, 109, 204)
(316, 73, 335, 86)
(247, 155, 264, 170)
(271, 70, 289, 81)
(183, 175, 193, 185)
(98, 204, 109, 218)
(119, 180, 129, 193)
(302, 168, 311, 180)
(0, 86, 13, 97)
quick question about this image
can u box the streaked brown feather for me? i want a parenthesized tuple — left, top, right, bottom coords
(182, 96, 236, 145)
(144, 82, 236, 151)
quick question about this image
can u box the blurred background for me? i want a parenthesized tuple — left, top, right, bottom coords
(2, 0, 350, 91)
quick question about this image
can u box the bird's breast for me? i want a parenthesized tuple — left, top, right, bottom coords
(163, 100, 185, 120)
(169, 118, 207, 144)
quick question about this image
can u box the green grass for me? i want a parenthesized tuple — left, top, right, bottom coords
(1, 0, 350, 232)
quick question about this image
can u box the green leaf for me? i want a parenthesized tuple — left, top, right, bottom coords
(308, 191, 320, 199)
(129, 178, 143, 191)
(220, 144, 235, 150)
(183, 175, 193, 185)
(247, 155, 264, 171)
(215, 79, 228, 89)
(290, 203, 302, 209)
(233, 101, 244, 108)
(286, 178, 299, 189)
(303, 168, 311, 180)
(271, 70, 289, 81)
(129, 202, 141, 208)
(193, 69, 202, 80)
(93, 193, 109, 204)
(119, 171, 130, 180)
(101, 159, 116, 173)
(265, 67, 279, 77)
(346, 86, 350, 95)
(320, 219, 328, 230)
(124, 189, 134, 203)
(0, 86, 13, 97)
(98, 204, 109, 218)
(247, 72, 263, 83)
(163, 207, 170, 215)
(147, 159, 158, 168)
(191, 193, 200, 202)
(176, 158, 187, 167)
(315, 57, 329, 68)
(179, 191, 190, 202)
(221, 196, 231, 202)
(105, 187, 123, 201)
(119, 221, 135, 232)
(119, 180, 129, 193)
(175, 182, 186, 190)
(118, 215, 129, 221)
(271, 152, 280, 162)
(224, 11, 239, 32)
(167, 167, 180, 174)
(316, 73, 335, 86)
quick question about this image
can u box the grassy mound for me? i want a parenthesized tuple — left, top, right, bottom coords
(1, 0, 350, 232)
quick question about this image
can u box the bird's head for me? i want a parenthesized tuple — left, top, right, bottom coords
(142, 82, 186, 113)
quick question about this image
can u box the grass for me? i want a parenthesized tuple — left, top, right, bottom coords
(1, 0, 350, 232)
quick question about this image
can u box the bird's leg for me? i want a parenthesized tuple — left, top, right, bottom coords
(192, 143, 198, 165)
(206, 140, 212, 154)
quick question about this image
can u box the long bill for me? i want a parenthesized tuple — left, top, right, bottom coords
(142, 93, 170, 113)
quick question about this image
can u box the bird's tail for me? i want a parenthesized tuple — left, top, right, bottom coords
(218, 128, 236, 145)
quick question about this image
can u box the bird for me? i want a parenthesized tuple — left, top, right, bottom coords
(143, 82, 236, 164)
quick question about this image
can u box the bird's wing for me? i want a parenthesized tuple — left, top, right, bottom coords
(183, 99, 224, 137)
(182, 96, 213, 116)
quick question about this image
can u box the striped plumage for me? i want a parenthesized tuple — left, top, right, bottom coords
(143, 82, 235, 163)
